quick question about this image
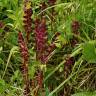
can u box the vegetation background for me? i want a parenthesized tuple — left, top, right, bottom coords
(0, 0, 96, 96)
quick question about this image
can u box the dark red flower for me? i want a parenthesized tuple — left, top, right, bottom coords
(18, 32, 29, 61)
(70, 39, 78, 47)
(72, 20, 80, 34)
(48, 0, 56, 5)
(34, 17, 48, 63)
(0, 21, 5, 29)
(70, 20, 80, 47)
(18, 31, 30, 96)
(36, 70, 43, 88)
(23, 1, 33, 42)
(64, 57, 75, 78)
(65, 57, 74, 66)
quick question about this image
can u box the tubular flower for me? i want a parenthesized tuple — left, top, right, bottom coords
(18, 31, 30, 96)
(35, 17, 60, 63)
(35, 17, 48, 63)
(18, 32, 29, 61)
(35, 18, 59, 63)
(34, 17, 60, 90)
(72, 20, 80, 35)
(34, 17, 47, 91)
(23, 0, 33, 42)
(71, 20, 80, 47)
(64, 57, 75, 79)
(36, 70, 43, 88)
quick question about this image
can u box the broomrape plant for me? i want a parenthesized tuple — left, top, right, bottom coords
(0, 0, 96, 96)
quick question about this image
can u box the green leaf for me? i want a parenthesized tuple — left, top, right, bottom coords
(55, 42, 61, 48)
(0, 79, 6, 93)
(0, 29, 3, 33)
(29, 66, 36, 79)
(5, 32, 18, 46)
(45, 87, 50, 96)
(11, 70, 20, 82)
(82, 41, 96, 63)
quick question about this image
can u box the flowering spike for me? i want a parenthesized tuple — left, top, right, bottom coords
(35, 17, 48, 63)
(36, 70, 43, 88)
(18, 32, 29, 61)
(23, 0, 33, 42)
(18, 31, 30, 96)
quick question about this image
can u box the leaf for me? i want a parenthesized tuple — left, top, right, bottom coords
(11, 70, 20, 82)
(6, 32, 18, 46)
(57, 35, 69, 45)
(55, 42, 61, 48)
(82, 41, 96, 63)
(29, 65, 36, 79)
(2, 46, 19, 79)
(0, 79, 6, 93)
(71, 44, 82, 57)
(0, 29, 3, 33)
(8, 14, 17, 20)
(45, 87, 50, 96)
